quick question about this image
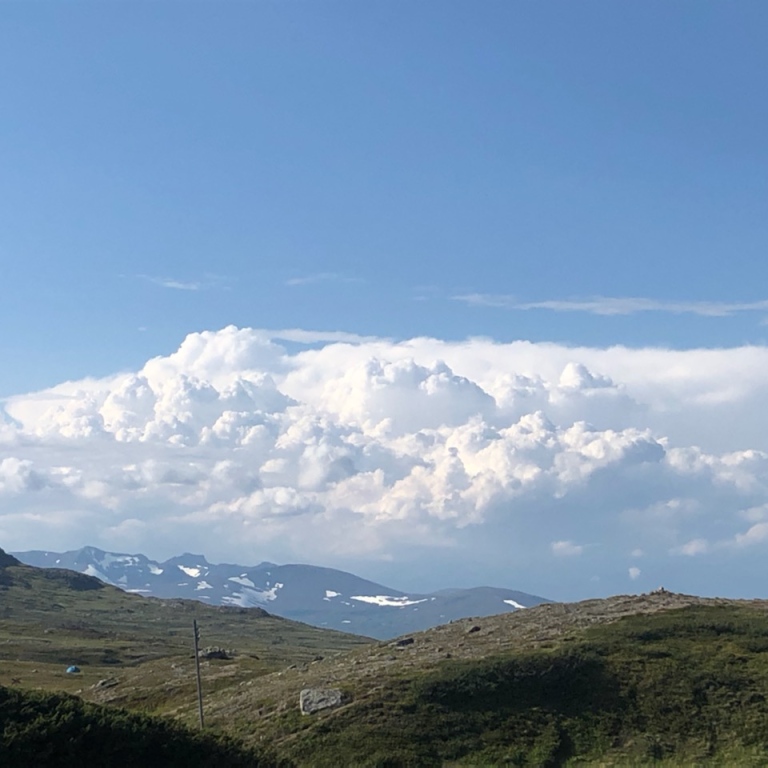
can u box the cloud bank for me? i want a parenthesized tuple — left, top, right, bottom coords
(3, 326, 768, 596)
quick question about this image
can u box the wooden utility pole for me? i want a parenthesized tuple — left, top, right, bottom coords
(192, 619, 205, 728)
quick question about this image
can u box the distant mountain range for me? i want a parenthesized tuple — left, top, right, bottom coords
(13, 546, 549, 639)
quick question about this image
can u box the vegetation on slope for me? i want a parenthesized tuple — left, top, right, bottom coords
(0, 550, 369, 714)
(246, 604, 768, 766)
(0, 684, 287, 767)
(0, 555, 366, 667)
(5, 548, 768, 766)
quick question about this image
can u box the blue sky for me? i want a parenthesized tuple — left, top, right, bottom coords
(2, 3, 768, 599)
(3, 1, 768, 395)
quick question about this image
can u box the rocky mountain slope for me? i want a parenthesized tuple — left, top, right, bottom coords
(14, 546, 548, 639)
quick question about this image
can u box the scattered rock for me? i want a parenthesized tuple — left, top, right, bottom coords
(466, 625, 481, 634)
(199, 646, 234, 660)
(93, 677, 119, 690)
(300, 687, 344, 715)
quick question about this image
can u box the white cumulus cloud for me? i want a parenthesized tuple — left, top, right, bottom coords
(2, 326, 768, 597)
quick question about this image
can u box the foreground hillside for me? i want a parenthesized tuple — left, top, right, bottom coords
(0, 548, 369, 712)
(192, 593, 768, 766)
(6, 546, 768, 766)
(0, 685, 285, 768)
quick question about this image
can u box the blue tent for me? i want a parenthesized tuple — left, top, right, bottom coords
(66, 665, 80, 674)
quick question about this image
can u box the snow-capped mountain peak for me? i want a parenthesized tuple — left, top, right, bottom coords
(12, 546, 549, 639)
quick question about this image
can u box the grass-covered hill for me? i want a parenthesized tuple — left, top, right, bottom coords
(0, 683, 287, 767)
(6, 545, 768, 765)
(0, 547, 369, 713)
(198, 593, 768, 766)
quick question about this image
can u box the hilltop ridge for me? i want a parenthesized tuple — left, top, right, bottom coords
(0, 547, 20, 568)
(192, 591, 768, 766)
(200, 589, 754, 711)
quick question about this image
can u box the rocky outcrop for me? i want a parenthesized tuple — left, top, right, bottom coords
(198, 647, 234, 660)
(299, 687, 344, 715)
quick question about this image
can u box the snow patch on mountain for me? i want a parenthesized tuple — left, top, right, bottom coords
(97, 552, 140, 569)
(228, 575, 256, 588)
(268, 582, 284, 599)
(12, 545, 550, 639)
(351, 595, 428, 608)
(221, 576, 285, 608)
(221, 581, 284, 607)
(83, 564, 114, 584)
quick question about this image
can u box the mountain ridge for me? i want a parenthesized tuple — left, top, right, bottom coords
(13, 546, 549, 640)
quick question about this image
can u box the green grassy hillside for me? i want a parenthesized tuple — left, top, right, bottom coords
(0, 683, 287, 767)
(209, 602, 768, 766)
(5, 547, 768, 766)
(0, 549, 369, 714)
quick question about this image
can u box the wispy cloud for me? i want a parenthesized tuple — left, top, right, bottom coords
(265, 328, 383, 344)
(285, 272, 364, 287)
(137, 274, 227, 292)
(733, 522, 768, 548)
(671, 522, 768, 557)
(551, 540, 584, 557)
(454, 294, 768, 317)
(671, 538, 710, 556)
